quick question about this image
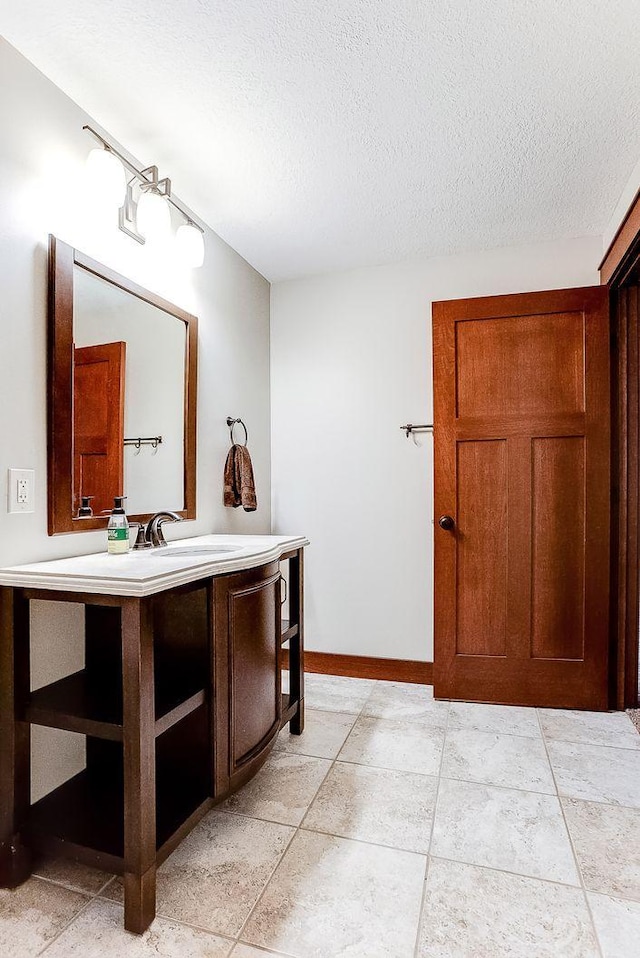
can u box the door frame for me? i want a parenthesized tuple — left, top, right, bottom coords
(601, 191, 640, 708)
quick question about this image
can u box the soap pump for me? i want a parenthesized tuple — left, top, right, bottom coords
(107, 496, 130, 554)
(78, 495, 94, 518)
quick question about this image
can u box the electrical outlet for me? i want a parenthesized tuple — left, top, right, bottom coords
(8, 469, 35, 514)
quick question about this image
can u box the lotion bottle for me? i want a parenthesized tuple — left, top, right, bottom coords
(107, 496, 130, 554)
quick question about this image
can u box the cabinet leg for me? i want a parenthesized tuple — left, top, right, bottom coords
(288, 551, 305, 736)
(0, 589, 32, 887)
(124, 866, 157, 934)
(0, 839, 31, 888)
(290, 697, 305, 736)
(122, 598, 156, 934)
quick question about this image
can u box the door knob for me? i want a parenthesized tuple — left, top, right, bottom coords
(438, 515, 455, 531)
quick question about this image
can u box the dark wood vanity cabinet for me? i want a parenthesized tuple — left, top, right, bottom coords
(0, 548, 304, 934)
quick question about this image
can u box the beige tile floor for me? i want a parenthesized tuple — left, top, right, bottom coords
(2, 673, 640, 957)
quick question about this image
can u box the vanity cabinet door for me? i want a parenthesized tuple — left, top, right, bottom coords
(212, 562, 281, 796)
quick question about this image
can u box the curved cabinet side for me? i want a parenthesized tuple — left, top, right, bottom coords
(212, 562, 282, 798)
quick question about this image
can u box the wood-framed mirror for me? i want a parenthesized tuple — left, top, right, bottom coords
(48, 235, 197, 534)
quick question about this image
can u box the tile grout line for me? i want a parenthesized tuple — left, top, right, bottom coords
(535, 707, 605, 958)
(36, 885, 97, 957)
(425, 852, 594, 894)
(542, 735, 640, 753)
(222, 767, 437, 856)
(413, 695, 451, 958)
(231, 943, 298, 958)
(445, 723, 640, 752)
(31, 873, 114, 898)
(281, 750, 640, 811)
(47, 895, 230, 953)
(231, 677, 378, 952)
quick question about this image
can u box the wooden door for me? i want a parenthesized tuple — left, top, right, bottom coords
(73, 342, 126, 517)
(433, 287, 610, 709)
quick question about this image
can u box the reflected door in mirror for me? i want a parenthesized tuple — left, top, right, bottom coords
(73, 342, 126, 516)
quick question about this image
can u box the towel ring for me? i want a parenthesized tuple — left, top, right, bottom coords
(227, 416, 248, 446)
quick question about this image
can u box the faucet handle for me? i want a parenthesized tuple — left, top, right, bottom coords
(131, 522, 152, 550)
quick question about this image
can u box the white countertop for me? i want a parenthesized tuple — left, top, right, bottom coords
(0, 534, 309, 597)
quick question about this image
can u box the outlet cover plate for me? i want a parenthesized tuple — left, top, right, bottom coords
(8, 469, 35, 514)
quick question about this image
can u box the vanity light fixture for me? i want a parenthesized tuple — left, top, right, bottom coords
(83, 125, 205, 267)
(85, 145, 127, 207)
(176, 221, 205, 268)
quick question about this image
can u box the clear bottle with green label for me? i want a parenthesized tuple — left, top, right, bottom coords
(107, 496, 130, 554)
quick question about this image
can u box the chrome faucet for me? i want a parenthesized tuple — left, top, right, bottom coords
(132, 511, 183, 549)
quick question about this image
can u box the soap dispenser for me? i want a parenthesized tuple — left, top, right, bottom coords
(78, 495, 94, 518)
(107, 496, 130, 554)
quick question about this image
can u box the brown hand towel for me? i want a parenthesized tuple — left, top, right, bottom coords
(223, 443, 257, 512)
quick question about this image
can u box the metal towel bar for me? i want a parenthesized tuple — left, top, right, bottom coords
(400, 423, 433, 438)
(124, 436, 163, 449)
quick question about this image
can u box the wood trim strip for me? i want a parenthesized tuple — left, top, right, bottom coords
(0, 589, 32, 887)
(614, 286, 640, 708)
(600, 188, 640, 285)
(624, 285, 640, 706)
(281, 649, 433, 685)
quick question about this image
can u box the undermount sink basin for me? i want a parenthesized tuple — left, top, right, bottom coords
(152, 545, 243, 557)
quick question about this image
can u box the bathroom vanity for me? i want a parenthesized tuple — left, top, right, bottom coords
(0, 534, 306, 933)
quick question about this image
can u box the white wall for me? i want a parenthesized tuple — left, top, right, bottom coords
(0, 39, 271, 799)
(270, 235, 602, 664)
(603, 153, 640, 253)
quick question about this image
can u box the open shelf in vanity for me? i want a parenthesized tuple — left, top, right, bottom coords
(25, 581, 213, 874)
(278, 547, 305, 726)
(29, 704, 212, 871)
(27, 588, 209, 742)
(27, 670, 207, 741)
(0, 536, 306, 935)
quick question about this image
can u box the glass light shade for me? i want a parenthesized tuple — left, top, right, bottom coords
(85, 148, 126, 206)
(136, 189, 171, 243)
(176, 223, 205, 268)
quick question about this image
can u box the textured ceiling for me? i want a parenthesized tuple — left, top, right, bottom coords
(2, 1, 640, 280)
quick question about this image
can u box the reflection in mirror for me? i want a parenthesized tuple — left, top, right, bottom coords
(47, 235, 197, 535)
(73, 267, 186, 516)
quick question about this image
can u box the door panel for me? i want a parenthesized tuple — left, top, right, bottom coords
(456, 440, 508, 656)
(433, 286, 610, 709)
(73, 342, 126, 516)
(456, 312, 585, 418)
(531, 437, 585, 660)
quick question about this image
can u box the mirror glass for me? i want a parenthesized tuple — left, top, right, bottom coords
(73, 266, 186, 517)
(47, 235, 197, 534)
